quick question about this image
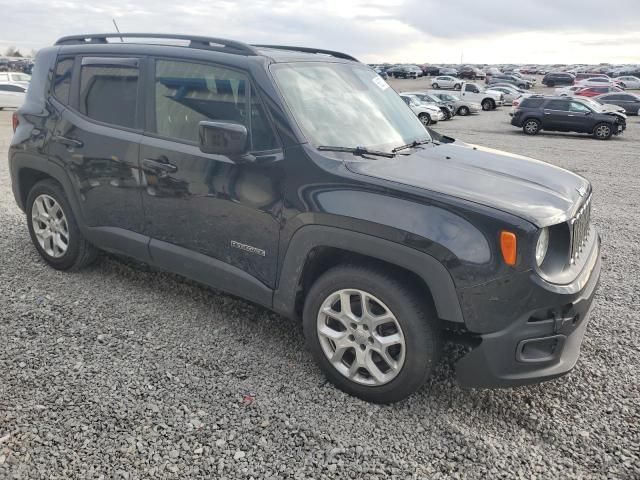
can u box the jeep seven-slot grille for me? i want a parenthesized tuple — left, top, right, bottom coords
(569, 194, 592, 263)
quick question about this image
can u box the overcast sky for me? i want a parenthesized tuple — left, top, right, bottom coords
(1, 0, 639, 64)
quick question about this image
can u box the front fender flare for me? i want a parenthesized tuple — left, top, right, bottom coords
(273, 225, 464, 324)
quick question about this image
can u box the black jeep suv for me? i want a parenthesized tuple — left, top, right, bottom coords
(9, 34, 601, 403)
(511, 96, 626, 139)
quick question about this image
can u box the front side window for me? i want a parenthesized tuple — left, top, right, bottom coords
(79, 63, 139, 129)
(466, 85, 479, 93)
(570, 102, 591, 113)
(272, 62, 429, 150)
(153, 59, 278, 150)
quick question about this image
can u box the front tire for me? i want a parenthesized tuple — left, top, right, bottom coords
(303, 265, 441, 404)
(457, 106, 470, 116)
(433, 83, 440, 89)
(26, 179, 98, 271)
(593, 122, 613, 140)
(454, 83, 461, 90)
(418, 113, 431, 126)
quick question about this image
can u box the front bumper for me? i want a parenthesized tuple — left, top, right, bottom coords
(456, 233, 601, 388)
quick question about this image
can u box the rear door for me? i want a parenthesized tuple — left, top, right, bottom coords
(139, 57, 284, 289)
(48, 55, 146, 234)
(542, 99, 571, 130)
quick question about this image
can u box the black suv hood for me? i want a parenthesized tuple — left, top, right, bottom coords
(345, 142, 589, 228)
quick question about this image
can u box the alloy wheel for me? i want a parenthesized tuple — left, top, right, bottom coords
(524, 120, 539, 134)
(595, 124, 611, 139)
(316, 289, 406, 386)
(31, 194, 69, 258)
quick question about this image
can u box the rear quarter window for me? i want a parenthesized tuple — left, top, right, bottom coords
(52, 58, 74, 104)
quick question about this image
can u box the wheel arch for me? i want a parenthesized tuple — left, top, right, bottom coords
(10, 153, 83, 223)
(273, 225, 464, 325)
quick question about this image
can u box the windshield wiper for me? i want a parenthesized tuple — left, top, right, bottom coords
(391, 138, 431, 153)
(317, 145, 396, 158)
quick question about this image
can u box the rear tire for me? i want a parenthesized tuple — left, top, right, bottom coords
(481, 99, 494, 111)
(26, 179, 98, 271)
(522, 118, 541, 135)
(458, 106, 470, 116)
(302, 265, 442, 404)
(433, 83, 440, 89)
(593, 122, 613, 140)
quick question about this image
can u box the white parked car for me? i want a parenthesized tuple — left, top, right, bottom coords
(452, 82, 504, 110)
(616, 76, 640, 89)
(399, 94, 445, 125)
(576, 77, 616, 88)
(0, 72, 31, 88)
(428, 91, 481, 116)
(554, 85, 583, 97)
(430, 76, 461, 90)
(485, 85, 522, 105)
(0, 83, 27, 109)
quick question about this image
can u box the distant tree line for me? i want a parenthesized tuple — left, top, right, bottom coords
(5, 47, 23, 57)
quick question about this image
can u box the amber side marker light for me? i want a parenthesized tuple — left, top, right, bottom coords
(500, 231, 517, 266)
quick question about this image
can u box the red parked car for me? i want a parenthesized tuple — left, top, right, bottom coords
(576, 86, 623, 97)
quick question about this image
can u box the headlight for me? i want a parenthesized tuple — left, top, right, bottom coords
(535, 228, 549, 266)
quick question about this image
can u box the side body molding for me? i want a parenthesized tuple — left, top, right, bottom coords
(273, 225, 464, 323)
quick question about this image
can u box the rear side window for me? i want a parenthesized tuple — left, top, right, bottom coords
(79, 63, 139, 129)
(546, 100, 569, 111)
(520, 98, 544, 108)
(153, 59, 278, 150)
(52, 58, 74, 104)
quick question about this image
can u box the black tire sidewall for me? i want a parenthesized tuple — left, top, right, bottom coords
(302, 266, 440, 404)
(26, 180, 85, 270)
(458, 106, 469, 116)
(418, 113, 431, 126)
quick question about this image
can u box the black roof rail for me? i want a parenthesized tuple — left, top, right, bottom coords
(252, 45, 359, 62)
(54, 33, 259, 56)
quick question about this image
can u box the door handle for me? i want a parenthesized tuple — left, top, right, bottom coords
(52, 135, 84, 148)
(142, 157, 178, 174)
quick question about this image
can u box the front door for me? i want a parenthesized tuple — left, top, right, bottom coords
(139, 58, 284, 288)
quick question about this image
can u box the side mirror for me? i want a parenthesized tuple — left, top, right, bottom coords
(199, 121, 248, 157)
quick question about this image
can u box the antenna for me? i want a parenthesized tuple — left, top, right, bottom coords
(112, 19, 123, 42)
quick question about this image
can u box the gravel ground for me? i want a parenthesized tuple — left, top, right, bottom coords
(1, 89, 639, 480)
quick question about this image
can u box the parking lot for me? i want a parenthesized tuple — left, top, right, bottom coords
(0, 93, 638, 480)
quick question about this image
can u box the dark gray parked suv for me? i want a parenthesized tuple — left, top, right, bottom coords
(9, 34, 601, 403)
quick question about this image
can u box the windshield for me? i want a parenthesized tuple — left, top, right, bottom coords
(271, 62, 430, 150)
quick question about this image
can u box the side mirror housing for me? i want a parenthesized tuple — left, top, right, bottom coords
(199, 121, 248, 156)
